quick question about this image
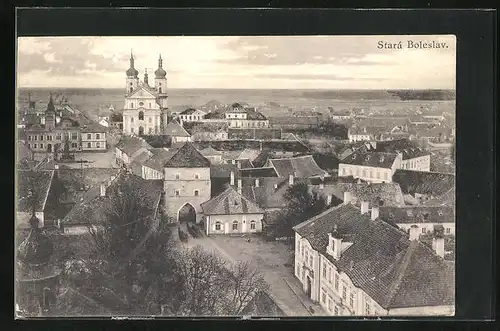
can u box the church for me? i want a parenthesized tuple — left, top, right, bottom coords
(122, 52, 169, 136)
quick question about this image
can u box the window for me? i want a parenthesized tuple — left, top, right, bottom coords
(365, 302, 371, 315)
(321, 291, 326, 304)
(194, 190, 199, 196)
(139, 111, 144, 120)
(370, 170, 374, 178)
(362, 169, 366, 177)
(33, 144, 37, 149)
(328, 268, 332, 283)
(131, 127, 135, 133)
(40, 143, 44, 149)
(71, 143, 78, 148)
(250, 221, 256, 230)
(28, 136, 32, 141)
(47, 135, 52, 141)
(87, 134, 92, 139)
(323, 263, 327, 277)
(149, 103, 151, 108)
(149, 128, 153, 134)
(334, 273, 339, 290)
(350, 293, 355, 307)
(302, 269, 305, 280)
(131, 117, 134, 123)
(175, 190, 180, 196)
(40, 135, 44, 141)
(56, 134, 61, 140)
(175, 173, 180, 180)
(296, 265, 300, 277)
(96, 134, 100, 139)
(131, 103, 134, 108)
(71, 133, 78, 140)
(34, 135, 37, 141)
(139, 102, 144, 107)
(232, 221, 238, 230)
(96, 142, 100, 148)
(422, 227, 427, 234)
(376, 172, 380, 179)
(149, 117, 152, 123)
(194, 173, 199, 179)
(87, 142, 91, 148)
(334, 306, 339, 316)
(309, 255, 313, 268)
(342, 285, 347, 300)
(384, 172, 388, 180)
(446, 228, 451, 234)
(328, 297, 333, 312)
(215, 222, 221, 231)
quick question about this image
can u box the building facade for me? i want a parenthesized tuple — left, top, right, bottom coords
(80, 124, 107, 152)
(338, 152, 402, 183)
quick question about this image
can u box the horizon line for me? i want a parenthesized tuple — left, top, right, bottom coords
(17, 87, 457, 91)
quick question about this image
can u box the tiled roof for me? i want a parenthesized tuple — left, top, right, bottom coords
(17, 170, 54, 212)
(129, 150, 152, 176)
(422, 187, 455, 207)
(164, 121, 191, 137)
(210, 164, 238, 178)
(245, 109, 267, 120)
(81, 122, 108, 133)
(392, 170, 455, 196)
(201, 186, 264, 216)
(365, 140, 430, 160)
(340, 150, 398, 169)
(239, 167, 278, 178)
(179, 108, 198, 115)
(164, 142, 211, 168)
(379, 206, 455, 225)
(199, 146, 223, 156)
(143, 148, 178, 172)
(239, 159, 254, 169)
(310, 182, 405, 207)
(267, 155, 328, 178)
(294, 204, 454, 309)
(115, 135, 152, 157)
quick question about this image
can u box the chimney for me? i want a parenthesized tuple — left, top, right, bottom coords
(230, 171, 235, 186)
(432, 226, 445, 258)
(289, 174, 294, 186)
(255, 178, 260, 188)
(371, 206, 379, 221)
(327, 225, 342, 260)
(360, 201, 369, 214)
(326, 195, 332, 206)
(409, 225, 420, 241)
(100, 183, 106, 197)
(319, 182, 324, 189)
(343, 191, 351, 205)
(237, 179, 242, 195)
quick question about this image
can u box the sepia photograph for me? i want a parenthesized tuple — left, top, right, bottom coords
(15, 35, 456, 318)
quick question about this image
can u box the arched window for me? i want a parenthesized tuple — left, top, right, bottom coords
(194, 190, 199, 196)
(159, 87, 162, 93)
(215, 222, 221, 231)
(131, 103, 134, 108)
(139, 111, 144, 120)
(129, 87, 133, 93)
(232, 221, 238, 230)
(194, 173, 199, 179)
(250, 220, 256, 230)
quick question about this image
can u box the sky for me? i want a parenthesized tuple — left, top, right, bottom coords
(17, 35, 456, 90)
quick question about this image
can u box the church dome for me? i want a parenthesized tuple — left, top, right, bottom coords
(155, 67, 166, 79)
(126, 67, 139, 78)
(17, 215, 54, 266)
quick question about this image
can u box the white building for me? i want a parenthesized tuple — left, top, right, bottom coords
(292, 195, 455, 316)
(81, 123, 107, 152)
(379, 206, 455, 236)
(338, 150, 402, 183)
(179, 108, 207, 122)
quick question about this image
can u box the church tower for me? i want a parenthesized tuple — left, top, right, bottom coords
(154, 54, 168, 108)
(45, 94, 56, 130)
(125, 50, 139, 95)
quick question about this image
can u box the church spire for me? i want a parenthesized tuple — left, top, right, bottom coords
(126, 49, 139, 78)
(144, 68, 149, 85)
(158, 53, 163, 68)
(46, 93, 55, 113)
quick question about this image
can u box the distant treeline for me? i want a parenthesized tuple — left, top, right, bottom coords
(387, 90, 456, 100)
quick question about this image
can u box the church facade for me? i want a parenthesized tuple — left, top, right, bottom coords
(122, 52, 169, 136)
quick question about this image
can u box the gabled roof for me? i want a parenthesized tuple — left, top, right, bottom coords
(239, 167, 278, 178)
(127, 83, 158, 99)
(294, 204, 454, 309)
(267, 155, 328, 178)
(199, 146, 223, 156)
(17, 170, 55, 213)
(81, 122, 108, 133)
(210, 164, 238, 178)
(379, 206, 455, 225)
(392, 170, 456, 197)
(163, 142, 211, 168)
(115, 135, 152, 157)
(365, 139, 430, 160)
(164, 121, 191, 137)
(142, 148, 178, 172)
(340, 150, 398, 169)
(201, 186, 264, 216)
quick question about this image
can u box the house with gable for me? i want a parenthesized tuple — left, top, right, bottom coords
(162, 142, 212, 223)
(265, 155, 330, 179)
(115, 135, 153, 166)
(338, 150, 402, 184)
(293, 199, 455, 316)
(178, 108, 207, 122)
(164, 120, 192, 143)
(201, 185, 265, 235)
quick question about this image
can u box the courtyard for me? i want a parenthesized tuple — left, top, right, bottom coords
(179, 231, 326, 316)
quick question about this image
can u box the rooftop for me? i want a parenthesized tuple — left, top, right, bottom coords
(379, 206, 455, 225)
(267, 155, 328, 178)
(340, 150, 398, 169)
(201, 186, 264, 216)
(392, 170, 456, 197)
(164, 121, 191, 137)
(17, 170, 54, 213)
(294, 203, 455, 309)
(239, 167, 278, 178)
(163, 142, 211, 168)
(115, 135, 152, 156)
(365, 140, 430, 160)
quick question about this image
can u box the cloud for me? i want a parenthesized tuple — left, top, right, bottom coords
(254, 73, 386, 81)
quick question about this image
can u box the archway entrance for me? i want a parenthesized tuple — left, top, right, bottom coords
(139, 126, 144, 136)
(178, 203, 196, 224)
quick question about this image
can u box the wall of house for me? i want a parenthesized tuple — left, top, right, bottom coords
(400, 155, 431, 172)
(348, 133, 372, 142)
(141, 165, 164, 180)
(123, 108, 161, 135)
(294, 233, 321, 302)
(81, 132, 107, 151)
(163, 167, 211, 223)
(205, 213, 264, 235)
(338, 163, 393, 183)
(27, 129, 81, 152)
(397, 222, 455, 236)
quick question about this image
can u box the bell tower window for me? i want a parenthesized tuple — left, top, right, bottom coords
(139, 111, 144, 120)
(129, 87, 133, 93)
(159, 87, 162, 94)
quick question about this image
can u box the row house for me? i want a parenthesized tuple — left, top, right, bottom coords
(338, 150, 402, 183)
(379, 206, 455, 236)
(292, 197, 455, 316)
(178, 108, 207, 122)
(26, 126, 81, 153)
(224, 104, 270, 128)
(360, 140, 431, 172)
(80, 123, 108, 152)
